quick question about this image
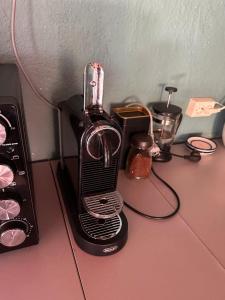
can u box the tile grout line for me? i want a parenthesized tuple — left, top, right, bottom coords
(49, 162, 87, 300)
(149, 172, 225, 272)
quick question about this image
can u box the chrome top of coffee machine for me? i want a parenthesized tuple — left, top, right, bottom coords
(152, 87, 182, 162)
(58, 63, 128, 256)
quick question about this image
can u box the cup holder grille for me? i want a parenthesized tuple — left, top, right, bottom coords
(79, 213, 122, 240)
(83, 191, 123, 219)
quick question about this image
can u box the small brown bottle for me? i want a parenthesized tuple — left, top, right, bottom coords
(126, 133, 152, 179)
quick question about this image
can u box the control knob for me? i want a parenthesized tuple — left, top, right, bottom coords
(0, 198, 20, 220)
(0, 162, 14, 189)
(0, 123, 7, 145)
(0, 220, 28, 247)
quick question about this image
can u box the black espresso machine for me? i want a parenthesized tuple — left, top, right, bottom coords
(58, 63, 128, 256)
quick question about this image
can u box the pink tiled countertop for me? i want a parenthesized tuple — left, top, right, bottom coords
(0, 162, 84, 300)
(2, 145, 224, 300)
(149, 140, 225, 268)
(51, 140, 225, 300)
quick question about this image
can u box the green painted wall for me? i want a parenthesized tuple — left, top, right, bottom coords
(1, 0, 225, 160)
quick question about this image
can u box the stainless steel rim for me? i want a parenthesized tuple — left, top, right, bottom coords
(86, 125, 121, 160)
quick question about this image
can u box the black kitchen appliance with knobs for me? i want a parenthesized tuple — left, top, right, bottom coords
(0, 64, 39, 252)
(58, 63, 128, 256)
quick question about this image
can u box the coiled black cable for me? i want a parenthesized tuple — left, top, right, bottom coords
(124, 166, 180, 220)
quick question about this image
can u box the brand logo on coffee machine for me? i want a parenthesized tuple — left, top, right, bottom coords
(103, 245, 118, 253)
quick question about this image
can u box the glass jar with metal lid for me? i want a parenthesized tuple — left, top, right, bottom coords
(126, 133, 153, 179)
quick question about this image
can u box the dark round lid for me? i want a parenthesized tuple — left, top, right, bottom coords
(152, 102, 182, 117)
(131, 133, 153, 150)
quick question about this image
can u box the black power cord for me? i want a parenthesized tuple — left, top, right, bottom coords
(124, 166, 180, 220)
(170, 150, 201, 162)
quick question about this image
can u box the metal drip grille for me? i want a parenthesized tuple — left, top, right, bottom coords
(83, 191, 123, 219)
(79, 213, 122, 240)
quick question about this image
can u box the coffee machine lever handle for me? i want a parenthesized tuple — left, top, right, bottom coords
(98, 132, 112, 168)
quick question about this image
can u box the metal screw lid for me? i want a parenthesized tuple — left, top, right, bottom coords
(131, 133, 153, 150)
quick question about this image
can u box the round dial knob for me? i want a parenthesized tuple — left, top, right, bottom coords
(0, 123, 7, 145)
(0, 199, 20, 220)
(0, 164, 14, 189)
(0, 220, 28, 247)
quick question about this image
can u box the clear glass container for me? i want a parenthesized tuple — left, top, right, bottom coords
(153, 115, 177, 147)
(152, 103, 182, 148)
(126, 133, 152, 179)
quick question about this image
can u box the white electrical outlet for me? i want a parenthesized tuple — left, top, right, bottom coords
(186, 98, 216, 117)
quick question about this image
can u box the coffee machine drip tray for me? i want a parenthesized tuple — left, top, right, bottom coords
(79, 213, 122, 240)
(83, 191, 123, 219)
